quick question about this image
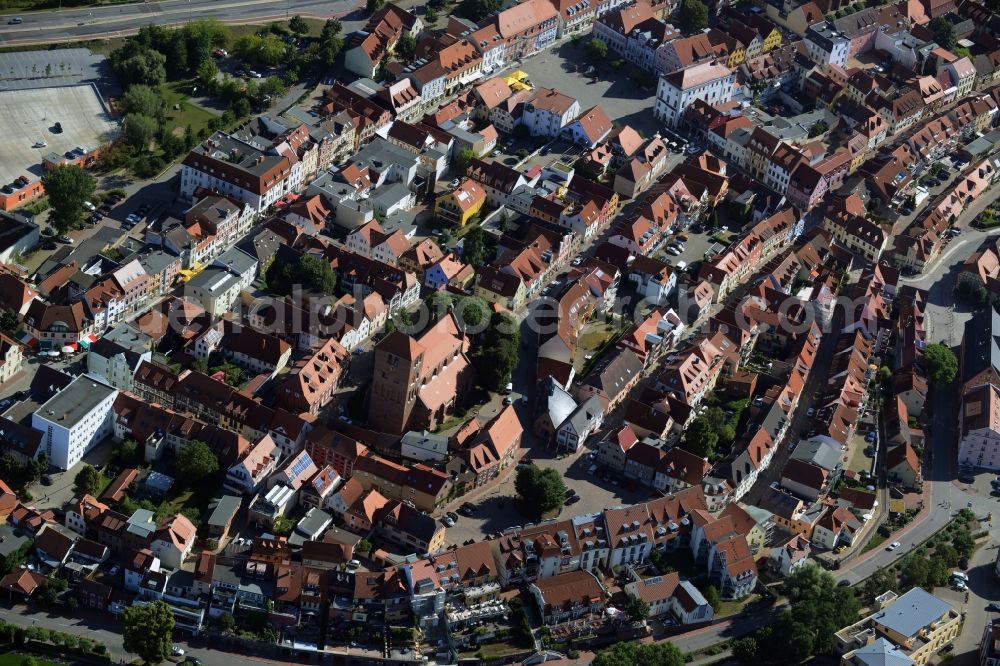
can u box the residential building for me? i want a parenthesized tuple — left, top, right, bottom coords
(655, 62, 735, 128)
(31, 375, 118, 470)
(835, 588, 960, 666)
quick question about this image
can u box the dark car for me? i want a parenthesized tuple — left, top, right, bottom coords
(565, 488, 576, 498)
(53, 122, 62, 133)
(989, 603, 1000, 613)
(566, 495, 580, 505)
(446, 511, 459, 523)
(41, 474, 53, 486)
(838, 580, 851, 587)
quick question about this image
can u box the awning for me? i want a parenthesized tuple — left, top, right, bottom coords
(78, 334, 97, 349)
(15, 331, 36, 348)
(61, 345, 76, 354)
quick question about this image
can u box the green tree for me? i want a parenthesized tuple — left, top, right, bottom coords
(456, 297, 486, 328)
(175, 440, 219, 485)
(454, 148, 476, 174)
(196, 59, 219, 88)
(74, 465, 102, 496)
(593, 641, 685, 666)
(678, 0, 709, 33)
(0, 308, 19, 334)
(902, 557, 929, 589)
(36, 575, 68, 605)
(922, 343, 958, 387)
(298, 254, 337, 294)
(113, 438, 140, 467)
(110, 40, 168, 86)
(120, 85, 164, 118)
(626, 596, 650, 622)
(426, 291, 454, 319)
(585, 38, 608, 64)
(682, 416, 718, 459)
(123, 600, 175, 664)
(232, 97, 252, 118)
(395, 32, 417, 63)
(928, 16, 957, 50)
(42, 164, 96, 234)
(233, 33, 288, 67)
(877, 365, 892, 382)
(289, 15, 310, 35)
(366, 0, 386, 14)
(514, 464, 566, 517)
(217, 612, 236, 633)
(357, 538, 373, 554)
(732, 636, 759, 663)
(456, 0, 502, 21)
(703, 584, 722, 612)
(425, 8, 439, 21)
(123, 113, 159, 150)
(808, 120, 829, 138)
(462, 226, 495, 265)
(784, 562, 835, 602)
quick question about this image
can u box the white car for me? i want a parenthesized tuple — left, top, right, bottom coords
(449, 179, 460, 188)
(443, 516, 455, 527)
(32, 140, 47, 148)
(666, 246, 681, 256)
(171, 646, 185, 657)
(886, 541, 901, 551)
(82, 201, 96, 211)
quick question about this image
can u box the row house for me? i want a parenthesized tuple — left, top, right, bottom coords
(344, 4, 422, 78)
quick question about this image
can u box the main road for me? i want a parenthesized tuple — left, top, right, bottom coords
(0, 0, 358, 46)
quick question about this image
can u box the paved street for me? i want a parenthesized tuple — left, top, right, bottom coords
(0, 0, 359, 46)
(899, 182, 1000, 345)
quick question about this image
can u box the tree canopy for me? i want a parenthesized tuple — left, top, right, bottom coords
(462, 226, 496, 266)
(74, 465, 102, 497)
(682, 416, 719, 459)
(592, 641, 685, 666)
(42, 164, 96, 234)
(922, 343, 958, 387)
(472, 311, 520, 391)
(289, 15, 310, 35)
(928, 17, 957, 50)
(122, 600, 175, 664)
(175, 440, 219, 485)
(123, 113, 159, 150)
(678, 0, 709, 33)
(457, 0, 503, 21)
(119, 85, 165, 118)
(266, 253, 338, 296)
(736, 565, 860, 664)
(395, 32, 417, 63)
(233, 33, 288, 67)
(514, 464, 566, 517)
(585, 38, 609, 64)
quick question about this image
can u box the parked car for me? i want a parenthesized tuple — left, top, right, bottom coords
(171, 646, 185, 657)
(82, 201, 96, 211)
(566, 495, 580, 505)
(446, 511, 459, 523)
(442, 516, 455, 527)
(806, 407, 815, 417)
(988, 603, 1000, 613)
(57, 235, 73, 244)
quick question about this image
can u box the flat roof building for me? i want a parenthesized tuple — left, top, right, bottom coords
(31, 374, 117, 470)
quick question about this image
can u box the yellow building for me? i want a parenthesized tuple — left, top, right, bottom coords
(435, 178, 486, 227)
(836, 588, 961, 666)
(761, 27, 782, 52)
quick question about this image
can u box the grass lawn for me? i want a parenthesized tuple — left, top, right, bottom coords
(0, 655, 60, 666)
(461, 641, 530, 660)
(862, 531, 887, 553)
(578, 322, 618, 351)
(159, 80, 218, 141)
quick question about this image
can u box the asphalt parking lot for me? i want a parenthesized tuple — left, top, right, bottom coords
(516, 42, 660, 135)
(444, 445, 651, 546)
